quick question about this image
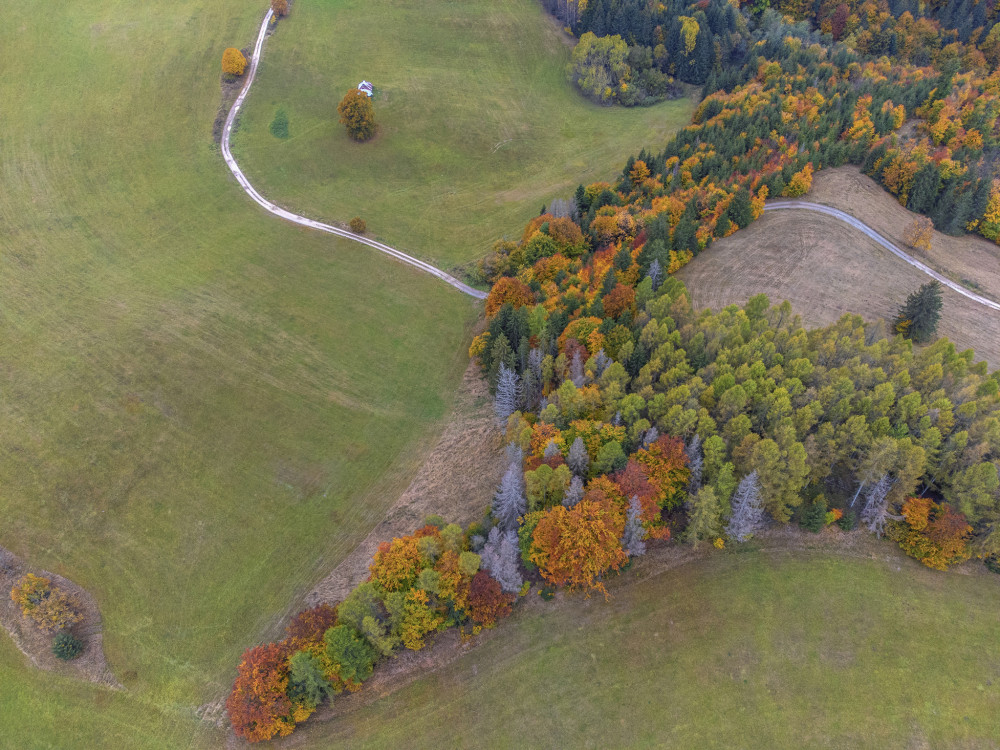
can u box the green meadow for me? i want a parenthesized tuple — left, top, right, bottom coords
(231, 0, 695, 268)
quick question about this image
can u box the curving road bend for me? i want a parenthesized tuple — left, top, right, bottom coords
(764, 201, 1000, 312)
(220, 9, 488, 300)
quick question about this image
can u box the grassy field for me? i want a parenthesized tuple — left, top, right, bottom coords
(676, 184, 1000, 368)
(0, 0, 478, 744)
(289, 547, 1000, 749)
(230, 0, 695, 268)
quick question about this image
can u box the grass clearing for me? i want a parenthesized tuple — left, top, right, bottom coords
(291, 548, 1000, 749)
(230, 0, 695, 268)
(0, 0, 476, 743)
(676, 197, 1000, 368)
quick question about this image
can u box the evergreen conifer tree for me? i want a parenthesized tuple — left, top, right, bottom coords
(894, 281, 943, 343)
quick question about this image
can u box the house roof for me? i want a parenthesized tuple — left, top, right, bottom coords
(358, 80, 373, 96)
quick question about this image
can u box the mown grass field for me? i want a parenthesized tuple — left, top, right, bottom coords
(676, 185, 1000, 369)
(230, 0, 695, 268)
(0, 0, 477, 744)
(292, 548, 1000, 750)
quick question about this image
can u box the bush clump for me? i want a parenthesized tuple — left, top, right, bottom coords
(349, 217, 366, 234)
(269, 108, 289, 139)
(52, 631, 84, 661)
(222, 47, 247, 76)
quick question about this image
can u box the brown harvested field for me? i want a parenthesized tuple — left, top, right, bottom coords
(676, 204, 1000, 369)
(808, 167, 1000, 303)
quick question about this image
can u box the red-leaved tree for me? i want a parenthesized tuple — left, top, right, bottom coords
(226, 642, 295, 742)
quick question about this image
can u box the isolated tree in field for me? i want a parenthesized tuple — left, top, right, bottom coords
(725, 471, 764, 542)
(493, 459, 527, 532)
(349, 216, 366, 234)
(686, 486, 723, 547)
(337, 89, 376, 142)
(903, 217, 933, 251)
(567, 436, 590, 477)
(271, 0, 289, 16)
(860, 473, 897, 537)
(894, 281, 942, 343)
(493, 363, 522, 425)
(621, 495, 647, 556)
(480, 526, 523, 593)
(221, 47, 247, 76)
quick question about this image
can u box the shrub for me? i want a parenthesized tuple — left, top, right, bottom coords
(799, 497, 827, 533)
(349, 216, 366, 234)
(10, 574, 83, 633)
(52, 631, 84, 661)
(221, 47, 247, 76)
(984, 555, 1000, 574)
(271, 0, 289, 16)
(891, 497, 972, 570)
(337, 89, 376, 142)
(269, 108, 289, 139)
(836, 510, 857, 531)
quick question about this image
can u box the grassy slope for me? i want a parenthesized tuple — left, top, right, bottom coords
(231, 0, 695, 268)
(676, 189, 1000, 368)
(294, 549, 1000, 749)
(0, 0, 475, 742)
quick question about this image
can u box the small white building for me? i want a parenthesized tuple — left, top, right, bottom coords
(357, 80, 373, 97)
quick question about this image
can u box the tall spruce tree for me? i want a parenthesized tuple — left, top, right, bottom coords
(894, 281, 943, 343)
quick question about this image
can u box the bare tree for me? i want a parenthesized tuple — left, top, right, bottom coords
(528, 347, 544, 378)
(621, 496, 646, 556)
(494, 363, 522, 425)
(641, 426, 659, 449)
(563, 475, 584, 507)
(543, 440, 560, 460)
(492, 461, 526, 532)
(480, 527, 523, 593)
(567, 437, 590, 477)
(686, 435, 703, 492)
(726, 470, 764, 542)
(647, 259, 663, 291)
(861, 473, 898, 538)
(570, 351, 586, 387)
(593, 349, 612, 377)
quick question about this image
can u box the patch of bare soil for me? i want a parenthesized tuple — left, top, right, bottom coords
(307, 362, 505, 606)
(0, 546, 122, 689)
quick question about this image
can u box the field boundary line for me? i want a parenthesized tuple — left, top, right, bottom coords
(764, 200, 1000, 312)
(220, 9, 487, 300)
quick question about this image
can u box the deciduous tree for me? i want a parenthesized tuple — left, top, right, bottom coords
(337, 89, 376, 142)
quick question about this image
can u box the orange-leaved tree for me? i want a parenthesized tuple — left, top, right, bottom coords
(226, 642, 296, 742)
(634, 435, 690, 511)
(222, 47, 247, 76)
(529, 497, 627, 596)
(271, 0, 289, 16)
(485, 276, 534, 318)
(903, 217, 933, 251)
(892, 496, 972, 570)
(337, 89, 376, 142)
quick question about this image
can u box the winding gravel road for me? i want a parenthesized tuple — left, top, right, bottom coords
(765, 201, 1000, 312)
(220, 9, 487, 300)
(221, 13, 999, 312)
